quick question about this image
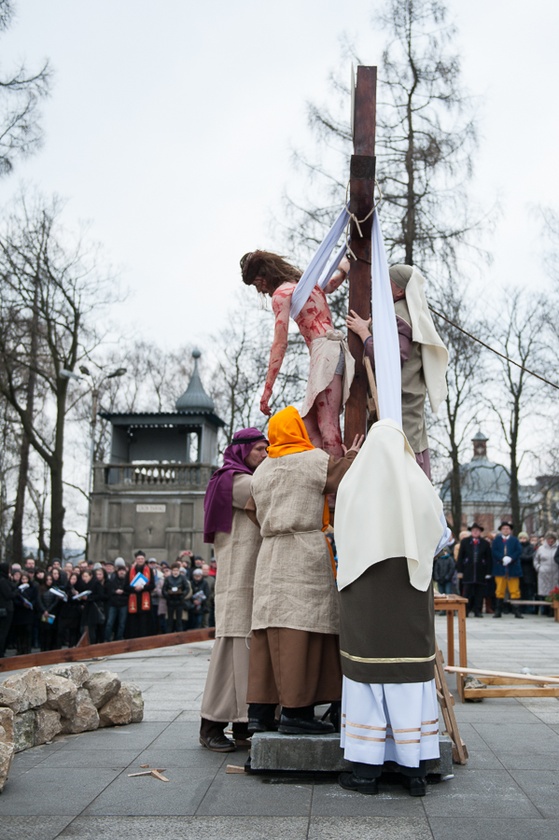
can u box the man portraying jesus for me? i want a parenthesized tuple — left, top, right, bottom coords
(240, 251, 354, 457)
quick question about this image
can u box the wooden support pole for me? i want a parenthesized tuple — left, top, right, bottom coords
(344, 65, 377, 446)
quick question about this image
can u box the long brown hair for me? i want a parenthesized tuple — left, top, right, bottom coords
(240, 250, 301, 290)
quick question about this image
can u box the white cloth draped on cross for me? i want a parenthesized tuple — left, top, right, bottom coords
(289, 205, 350, 320)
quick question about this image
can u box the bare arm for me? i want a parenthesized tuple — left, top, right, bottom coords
(323, 256, 350, 294)
(260, 288, 291, 416)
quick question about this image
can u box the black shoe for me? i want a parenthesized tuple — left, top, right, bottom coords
(405, 776, 427, 796)
(278, 715, 334, 735)
(199, 732, 236, 752)
(247, 718, 277, 734)
(474, 612, 483, 617)
(338, 771, 379, 795)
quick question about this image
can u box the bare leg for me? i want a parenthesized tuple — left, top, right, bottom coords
(303, 403, 323, 449)
(315, 374, 343, 458)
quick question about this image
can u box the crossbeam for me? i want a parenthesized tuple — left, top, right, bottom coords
(0, 627, 215, 673)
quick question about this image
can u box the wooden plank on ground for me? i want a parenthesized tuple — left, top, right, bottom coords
(445, 666, 559, 685)
(464, 686, 559, 699)
(0, 627, 215, 672)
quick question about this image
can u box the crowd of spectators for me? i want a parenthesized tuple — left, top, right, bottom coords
(0, 549, 216, 659)
(433, 524, 559, 617)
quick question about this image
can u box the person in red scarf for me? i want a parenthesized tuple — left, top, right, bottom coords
(125, 550, 155, 638)
(246, 406, 363, 735)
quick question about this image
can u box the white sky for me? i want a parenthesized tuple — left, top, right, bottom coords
(4, 0, 559, 356)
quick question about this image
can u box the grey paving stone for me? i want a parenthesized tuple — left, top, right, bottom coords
(0, 767, 121, 815)
(422, 768, 541, 818)
(0, 816, 74, 840)
(472, 723, 559, 753)
(40, 748, 142, 768)
(308, 816, 434, 839)
(57, 815, 309, 839)
(195, 772, 313, 816)
(498, 751, 559, 771)
(456, 748, 503, 770)
(429, 817, 559, 840)
(175, 710, 204, 721)
(142, 710, 182, 721)
(510, 770, 559, 817)
(310, 780, 426, 816)
(83, 767, 219, 816)
(454, 706, 538, 724)
(135, 747, 228, 769)
(59, 721, 168, 750)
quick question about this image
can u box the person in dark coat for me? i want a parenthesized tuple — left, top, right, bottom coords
(0, 563, 17, 658)
(37, 573, 61, 651)
(12, 572, 38, 654)
(185, 569, 210, 629)
(433, 548, 456, 596)
(105, 562, 129, 641)
(162, 562, 191, 632)
(56, 572, 83, 648)
(457, 523, 493, 617)
(78, 569, 107, 644)
(518, 531, 537, 613)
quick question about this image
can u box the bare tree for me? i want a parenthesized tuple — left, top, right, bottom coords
(428, 281, 488, 529)
(283, 0, 484, 275)
(0, 191, 117, 561)
(486, 289, 553, 530)
(0, 0, 51, 177)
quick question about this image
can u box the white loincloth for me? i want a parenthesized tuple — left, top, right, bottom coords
(300, 330, 355, 418)
(340, 676, 440, 768)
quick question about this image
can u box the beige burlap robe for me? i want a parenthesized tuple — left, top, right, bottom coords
(250, 448, 339, 635)
(213, 476, 262, 638)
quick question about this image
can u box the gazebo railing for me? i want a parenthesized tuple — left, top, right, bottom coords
(93, 462, 214, 491)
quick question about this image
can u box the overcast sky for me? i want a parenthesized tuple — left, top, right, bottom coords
(4, 0, 559, 362)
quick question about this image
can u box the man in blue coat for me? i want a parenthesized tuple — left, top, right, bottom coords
(491, 522, 523, 619)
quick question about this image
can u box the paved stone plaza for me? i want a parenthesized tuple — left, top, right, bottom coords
(1, 613, 559, 840)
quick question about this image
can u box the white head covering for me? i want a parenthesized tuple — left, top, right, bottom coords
(390, 264, 448, 414)
(335, 419, 450, 592)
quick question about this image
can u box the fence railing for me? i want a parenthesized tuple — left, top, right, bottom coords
(93, 462, 214, 491)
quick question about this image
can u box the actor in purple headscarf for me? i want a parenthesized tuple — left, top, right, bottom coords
(199, 427, 268, 752)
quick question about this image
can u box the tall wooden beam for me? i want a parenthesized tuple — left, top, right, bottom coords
(344, 66, 377, 445)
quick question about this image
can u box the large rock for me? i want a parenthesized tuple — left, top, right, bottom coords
(45, 673, 78, 718)
(84, 671, 121, 709)
(127, 682, 144, 723)
(13, 710, 36, 753)
(61, 688, 99, 734)
(0, 741, 14, 793)
(99, 685, 134, 727)
(34, 708, 62, 746)
(0, 683, 22, 714)
(0, 707, 15, 746)
(2, 668, 47, 712)
(49, 663, 90, 688)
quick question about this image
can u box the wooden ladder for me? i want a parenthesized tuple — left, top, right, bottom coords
(435, 644, 468, 764)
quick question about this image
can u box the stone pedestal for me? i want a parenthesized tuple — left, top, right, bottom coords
(250, 732, 453, 777)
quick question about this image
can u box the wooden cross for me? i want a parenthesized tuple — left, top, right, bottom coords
(344, 65, 377, 446)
